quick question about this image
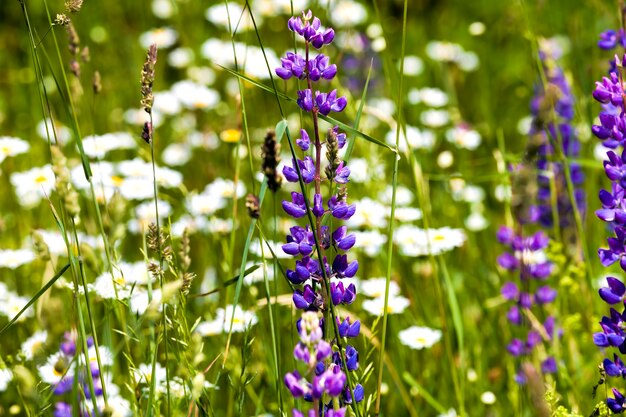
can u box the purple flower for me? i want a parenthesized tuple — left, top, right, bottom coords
(598, 226, 626, 271)
(282, 192, 307, 218)
(297, 89, 314, 112)
(276, 52, 307, 80)
(338, 317, 360, 338)
(332, 254, 358, 278)
(282, 226, 315, 256)
(54, 402, 73, 417)
(293, 284, 320, 310)
(284, 371, 307, 397)
(308, 54, 337, 81)
(608, 388, 626, 413)
(541, 357, 557, 374)
(296, 129, 310, 151)
(283, 156, 316, 184)
(600, 277, 626, 305)
(328, 196, 356, 220)
(534, 285, 557, 304)
(334, 161, 350, 184)
(315, 89, 347, 115)
(312, 193, 325, 217)
(332, 226, 356, 251)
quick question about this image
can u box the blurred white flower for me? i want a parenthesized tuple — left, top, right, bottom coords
(330, 0, 367, 26)
(385, 125, 435, 152)
(379, 185, 414, 206)
(153, 91, 182, 116)
(171, 80, 220, 110)
(37, 118, 72, 145)
(347, 158, 369, 183)
(360, 277, 400, 298)
(162, 142, 192, 166)
(394, 225, 466, 256)
(0, 249, 35, 269)
(93, 261, 150, 299)
(421, 109, 450, 128)
(21, 330, 48, 360)
(362, 295, 410, 316)
(594, 142, 610, 161)
(465, 211, 488, 231)
(371, 37, 386, 52)
(195, 305, 258, 335)
(206, 3, 257, 31)
(401, 55, 423, 76)
(188, 193, 227, 217)
(139, 27, 178, 49)
(393, 207, 423, 222)
(0, 368, 12, 392)
(446, 125, 481, 150)
(0, 136, 29, 163)
(253, 0, 309, 15)
(353, 230, 387, 257)
(201, 39, 280, 79)
(167, 47, 194, 68)
(130, 288, 162, 315)
(480, 391, 496, 405)
(347, 198, 388, 228)
(135, 362, 167, 386)
(398, 326, 442, 349)
(418, 88, 449, 107)
(437, 151, 454, 169)
(206, 178, 246, 199)
(82, 132, 135, 158)
(10, 165, 55, 207)
(39, 352, 73, 384)
(469, 22, 485, 36)
(152, 0, 174, 19)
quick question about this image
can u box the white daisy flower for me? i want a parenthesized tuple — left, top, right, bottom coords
(329, 0, 368, 26)
(206, 218, 233, 234)
(385, 126, 435, 152)
(39, 352, 73, 384)
(419, 88, 449, 107)
(21, 330, 48, 360)
(360, 278, 400, 298)
(420, 109, 450, 128)
(446, 125, 481, 150)
(378, 185, 414, 206)
(200, 39, 280, 80)
(362, 295, 410, 316)
(10, 165, 55, 207)
(437, 151, 454, 169)
(465, 212, 488, 231)
(188, 193, 227, 217)
(167, 47, 194, 68)
(205, 3, 257, 31)
(0, 136, 29, 163)
(0, 249, 35, 269)
(394, 226, 466, 256)
(398, 326, 442, 349)
(195, 305, 258, 336)
(153, 91, 182, 116)
(347, 158, 369, 183)
(130, 288, 162, 315)
(139, 27, 178, 49)
(36, 118, 72, 145)
(393, 207, 423, 222)
(205, 178, 246, 199)
(0, 294, 34, 321)
(353, 230, 387, 257)
(480, 391, 496, 405)
(0, 368, 12, 392)
(135, 362, 167, 386)
(118, 177, 155, 201)
(171, 80, 220, 110)
(469, 22, 486, 36)
(82, 132, 135, 158)
(347, 198, 388, 229)
(151, 0, 174, 19)
(400, 56, 423, 76)
(93, 261, 150, 299)
(162, 143, 192, 166)
(253, 0, 309, 16)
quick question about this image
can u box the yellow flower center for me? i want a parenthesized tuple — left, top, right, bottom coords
(220, 129, 241, 143)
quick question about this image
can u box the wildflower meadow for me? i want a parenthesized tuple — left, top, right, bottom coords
(3, 0, 626, 416)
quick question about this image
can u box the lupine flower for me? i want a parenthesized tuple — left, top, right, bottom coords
(529, 45, 584, 229)
(277, 10, 362, 415)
